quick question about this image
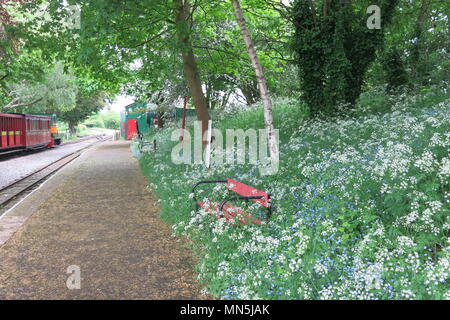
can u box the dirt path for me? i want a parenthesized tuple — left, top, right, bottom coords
(0, 141, 205, 299)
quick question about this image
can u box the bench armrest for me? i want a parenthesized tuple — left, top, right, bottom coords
(192, 180, 227, 204)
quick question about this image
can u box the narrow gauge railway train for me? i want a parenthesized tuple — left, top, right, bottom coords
(0, 113, 61, 155)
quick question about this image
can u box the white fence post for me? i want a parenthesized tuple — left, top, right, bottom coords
(204, 120, 212, 168)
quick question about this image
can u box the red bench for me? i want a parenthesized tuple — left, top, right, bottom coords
(192, 178, 272, 226)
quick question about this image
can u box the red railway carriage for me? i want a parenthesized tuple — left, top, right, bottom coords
(0, 113, 23, 149)
(0, 113, 53, 152)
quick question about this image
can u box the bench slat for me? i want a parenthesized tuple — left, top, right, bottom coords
(197, 201, 262, 226)
(226, 178, 270, 208)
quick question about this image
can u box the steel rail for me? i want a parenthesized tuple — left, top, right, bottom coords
(0, 136, 110, 208)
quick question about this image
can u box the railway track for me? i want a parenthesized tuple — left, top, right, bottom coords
(0, 136, 110, 211)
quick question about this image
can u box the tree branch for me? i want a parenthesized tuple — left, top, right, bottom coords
(127, 28, 171, 49)
(192, 45, 248, 61)
(307, 0, 318, 25)
(323, 0, 329, 17)
(4, 96, 43, 109)
(0, 72, 9, 82)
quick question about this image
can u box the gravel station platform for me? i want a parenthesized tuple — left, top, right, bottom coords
(0, 136, 106, 189)
(0, 141, 204, 299)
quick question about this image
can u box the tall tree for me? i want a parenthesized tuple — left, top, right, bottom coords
(59, 90, 106, 134)
(173, 0, 210, 142)
(20, 0, 212, 140)
(20, 0, 296, 115)
(1, 62, 77, 113)
(231, 0, 279, 167)
(410, 0, 430, 78)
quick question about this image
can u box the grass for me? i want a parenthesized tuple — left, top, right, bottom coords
(136, 90, 449, 300)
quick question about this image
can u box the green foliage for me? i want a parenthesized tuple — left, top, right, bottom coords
(291, 0, 398, 115)
(0, 49, 48, 107)
(366, 0, 450, 91)
(5, 0, 448, 119)
(18, 0, 297, 109)
(100, 110, 120, 129)
(58, 90, 107, 132)
(356, 84, 449, 116)
(82, 109, 120, 129)
(83, 115, 104, 128)
(2, 62, 78, 113)
(382, 47, 409, 92)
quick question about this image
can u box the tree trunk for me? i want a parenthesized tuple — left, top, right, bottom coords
(221, 91, 232, 109)
(157, 111, 165, 128)
(0, 22, 5, 57)
(231, 0, 279, 167)
(173, 0, 210, 143)
(68, 121, 77, 135)
(307, 0, 318, 25)
(411, 0, 429, 78)
(323, 0, 330, 17)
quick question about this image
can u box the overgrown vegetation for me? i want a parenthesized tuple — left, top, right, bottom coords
(292, 0, 398, 114)
(138, 89, 449, 299)
(83, 110, 120, 130)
